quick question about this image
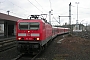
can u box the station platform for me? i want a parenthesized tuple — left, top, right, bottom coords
(0, 35, 16, 41)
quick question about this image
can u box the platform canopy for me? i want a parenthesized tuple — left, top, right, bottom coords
(0, 13, 22, 21)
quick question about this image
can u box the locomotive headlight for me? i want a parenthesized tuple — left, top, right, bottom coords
(28, 31, 30, 33)
(37, 38, 39, 40)
(18, 38, 21, 40)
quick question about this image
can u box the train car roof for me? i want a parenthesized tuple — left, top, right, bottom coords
(52, 26, 64, 28)
(64, 28, 70, 29)
(52, 26, 70, 29)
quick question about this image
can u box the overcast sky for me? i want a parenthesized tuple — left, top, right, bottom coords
(0, 0, 90, 25)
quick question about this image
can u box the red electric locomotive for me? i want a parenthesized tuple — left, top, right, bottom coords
(16, 15, 52, 53)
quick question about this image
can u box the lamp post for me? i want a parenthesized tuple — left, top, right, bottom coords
(7, 10, 10, 15)
(75, 2, 79, 24)
(75, 2, 79, 30)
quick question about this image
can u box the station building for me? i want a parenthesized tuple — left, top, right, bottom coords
(0, 13, 21, 38)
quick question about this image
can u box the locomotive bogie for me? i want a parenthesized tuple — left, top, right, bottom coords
(17, 42, 42, 53)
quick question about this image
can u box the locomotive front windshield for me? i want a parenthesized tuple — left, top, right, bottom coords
(19, 22, 39, 30)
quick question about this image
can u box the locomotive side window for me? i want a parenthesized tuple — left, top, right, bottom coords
(29, 22, 39, 30)
(19, 22, 29, 30)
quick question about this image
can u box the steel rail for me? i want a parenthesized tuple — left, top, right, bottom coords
(31, 51, 41, 60)
(11, 53, 25, 60)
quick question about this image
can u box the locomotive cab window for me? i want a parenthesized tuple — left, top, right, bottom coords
(19, 22, 39, 30)
(19, 22, 29, 30)
(29, 22, 39, 30)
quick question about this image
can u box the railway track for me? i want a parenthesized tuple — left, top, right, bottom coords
(11, 50, 42, 60)
(0, 37, 16, 52)
(11, 53, 25, 60)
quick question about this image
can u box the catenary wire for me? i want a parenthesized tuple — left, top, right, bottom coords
(27, 0, 43, 13)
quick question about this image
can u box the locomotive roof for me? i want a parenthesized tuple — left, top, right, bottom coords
(17, 19, 51, 24)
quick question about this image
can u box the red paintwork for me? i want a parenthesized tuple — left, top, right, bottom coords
(16, 19, 52, 41)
